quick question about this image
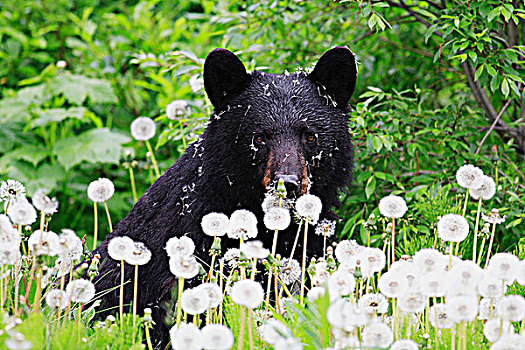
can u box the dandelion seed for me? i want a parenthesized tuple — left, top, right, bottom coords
(362, 322, 394, 348)
(413, 248, 447, 274)
(0, 247, 19, 265)
(28, 230, 60, 256)
(448, 260, 484, 288)
(295, 194, 322, 223)
(32, 188, 59, 214)
(59, 229, 83, 262)
(327, 269, 356, 300)
(87, 178, 115, 203)
(478, 298, 499, 320)
(0, 215, 21, 247)
(240, 240, 269, 259)
(419, 272, 447, 297)
(478, 275, 506, 299)
(194, 283, 222, 308)
(181, 287, 210, 315)
(201, 212, 229, 237)
(378, 271, 409, 298)
(398, 291, 426, 313)
(124, 242, 151, 265)
(222, 248, 240, 269)
(263, 207, 291, 231)
(66, 279, 96, 303)
(279, 258, 301, 285)
(261, 193, 292, 213)
(45, 289, 69, 309)
(390, 339, 419, 350)
(4, 333, 33, 350)
(201, 324, 234, 350)
(483, 318, 513, 342)
(334, 239, 362, 263)
(311, 260, 330, 286)
(497, 295, 525, 322)
(437, 214, 469, 242)
(0, 179, 26, 202)
(482, 209, 506, 224)
(314, 219, 336, 237)
(230, 279, 264, 309)
(360, 247, 386, 274)
(446, 295, 478, 322)
(327, 299, 367, 331)
(359, 293, 388, 315)
(169, 322, 203, 350)
(274, 337, 303, 350)
(107, 236, 135, 261)
(130, 116, 156, 141)
(307, 286, 325, 302)
(258, 319, 292, 345)
(165, 236, 195, 258)
(487, 253, 519, 282)
(7, 199, 37, 226)
(166, 100, 189, 120)
(378, 195, 407, 218)
(470, 175, 496, 200)
(456, 164, 484, 189)
(429, 303, 453, 329)
(228, 209, 258, 240)
(169, 254, 199, 279)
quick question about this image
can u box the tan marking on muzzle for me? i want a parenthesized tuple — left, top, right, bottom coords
(300, 154, 308, 195)
(262, 151, 273, 189)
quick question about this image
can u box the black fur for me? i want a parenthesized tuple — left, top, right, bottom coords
(91, 47, 357, 349)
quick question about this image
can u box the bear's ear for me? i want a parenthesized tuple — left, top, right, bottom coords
(204, 48, 252, 110)
(308, 47, 357, 109)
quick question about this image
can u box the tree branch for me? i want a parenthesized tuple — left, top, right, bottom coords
(475, 100, 511, 155)
(385, 0, 443, 38)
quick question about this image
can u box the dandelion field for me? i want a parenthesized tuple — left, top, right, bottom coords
(1, 1, 525, 349)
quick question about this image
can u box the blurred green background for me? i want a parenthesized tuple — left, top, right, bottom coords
(0, 0, 523, 255)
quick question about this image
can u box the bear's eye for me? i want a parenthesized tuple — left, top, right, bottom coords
(305, 132, 317, 143)
(254, 134, 265, 144)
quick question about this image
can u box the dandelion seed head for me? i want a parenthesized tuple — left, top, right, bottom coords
(478, 275, 506, 299)
(278, 258, 301, 285)
(314, 219, 336, 237)
(378, 195, 407, 218)
(429, 303, 453, 329)
(413, 248, 447, 274)
(32, 188, 59, 214)
(124, 241, 151, 265)
(169, 254, 199, 279)
(263, 207, 291, 231)
(390, 339, 419, 350)
(258, 319, 292, 345)
(449, 260, 484, 288)
(45, 289, 69, 310)
(497, 294, 525, 322)
(87, 178, 115, 202)
(107, 236, 134, 261)
(194, 283, 222, 309)
(165, 236, 195, 258)
(419, 272, 447, 297)
(327, 269, 356, 300)
(59, 229, 83, 262)
(487, 253, 519, 282)
(378, 271, 409, 298)
(307, 286, 326, 302)
(28, 230, 59, 256)
(240, 240, 270, 259)
(230, 279, 264, 309)
(360, 247, 386, 274)
(130, 116, 156, 141)
(334, 239, 362, 264)
(0, 179, 26, 202)
(359, 293, 388, 315)
(470, 175, 496, 200)
(228, 209, 257, 240)
(181, 287, 210, 315)
(362, 322, 394, 348)
(437, 214, 469, 242)
(482, 209, 506, 225)
(456, 164, 484, 189)
(0, 215, 21, 247)
(7, 199, 37, 226)
(169, 322, 202, 350)
(201, 324, 234, 350)
(478, 298, 498, 320)
(166, 100, 189, 120)
(201, 212, 229, 237)
(274, 337, 303, 350)
(295, 194, 322, 223)
(66, 279, 95, 303)
(446, 295, 478, 322)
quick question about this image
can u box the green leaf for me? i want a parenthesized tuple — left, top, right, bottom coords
(372, 136, 383, 152)
(501, 78, 509, 97)
(29, 107, 91, 128)
(468, 50, 477, 63)
(53, 128, 131, 170)
(486, 64, 497, 76)
(365, 176, 376, 199)
(368, 13, 377, 30)
(50, 74, 117, 105)
(474, 64, 484, 81)
(0, 144, 49, 168)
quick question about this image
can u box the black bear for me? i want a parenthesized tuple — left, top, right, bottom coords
(92, 46, 357, 348)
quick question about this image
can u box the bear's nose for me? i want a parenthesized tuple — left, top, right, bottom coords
(276, 174, 300, 195)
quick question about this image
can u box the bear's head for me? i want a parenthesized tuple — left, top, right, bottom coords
(201, 47, 357, 218)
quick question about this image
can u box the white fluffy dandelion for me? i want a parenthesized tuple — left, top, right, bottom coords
(378, 195, 407, 218)
(334, 239, 362, 263)
(446, 295, 478, 322)
(362, 322, 394, 348)
(166, 100, 189, 120)
(314, 219, 336, 237)
(0, 215, 21, 247)
(258, 319, 292, 345)
(107, 236, 134, 261)
(59, 229, 83, 262)
(278, 258, 301, 285)
(201, 324, 234, 350)
(263, 207, 291, 231)
(398, 291, 426, 313)
(483, 318, 513, 342)
(7, 199, 37, 226)
(360, 247, 386, 273)
(125, 242, 151, 265)
(130, 116, 156, 141)
(240, 240, 269, 259)
(169, 254, 199, 279)
(413, 248, 447, 274)
(28, 230, 59, 256)
(497, 295, 525, 322)
(478, 298, 499, 320)
(165, 236, 195, 258)
(228, 209, 258, 240)
(169, 322, 202, 350)
(487, 253, 519, 282)
(230, 279, 264, 309)
(66, 279, 96, 303)
(295, 194, 322, 223)
(32, 188, 59, 214)
(45, 289, 69, 309)
(359, 293, 388, 315)
(87, 178, 115, 202)
(429, 303, 453, 329)
(390, 339, 419, 350)
(195, 283, 223, 308)
(517, 260, 525, 286)
(378, 271, 409, 298)
(307, 286, 326, 302)
(456, 164, 484, 189)
(327, 269, 356, 300)
(201, 212, 229, 237)
(437, 214, 469, 242)
(419, 272, 447, 297)
(0, 179, 26, 202)
(449, 260, 484, 288)
(478, 275, 506, 299)
(274, 337, 303, 350)
(470, 175, 496, 200)
(181, 287, 210, 315)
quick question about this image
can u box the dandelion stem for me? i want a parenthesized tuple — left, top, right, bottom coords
(448, 241, 453, 270)
(93, 202, 98, 251)
(33, 265, 42, 314)
(14, 261, 20, 315)
(238, 306, 245, 350)
(119, 260, 125, 329)
(462, 189, 469, 217)
(132, 264, 139, 344)
(129, 166, 138, 203)
(145, 140, 161, 178)
(484, 223, 497, 268)
(477, 238, 486, 266)
(472, 198, 482, 263)
(103, 201, 113, 232)
(391, 217, 396, 264)
(145, 324, 154, 350)
(300, 219, 309, 305)
(206, 253, 216, 283)
(265, 229, 280, 312)
(288, 221, 303, 261)
(176, 277, 184, 326)
(247, 309, 254, 350)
